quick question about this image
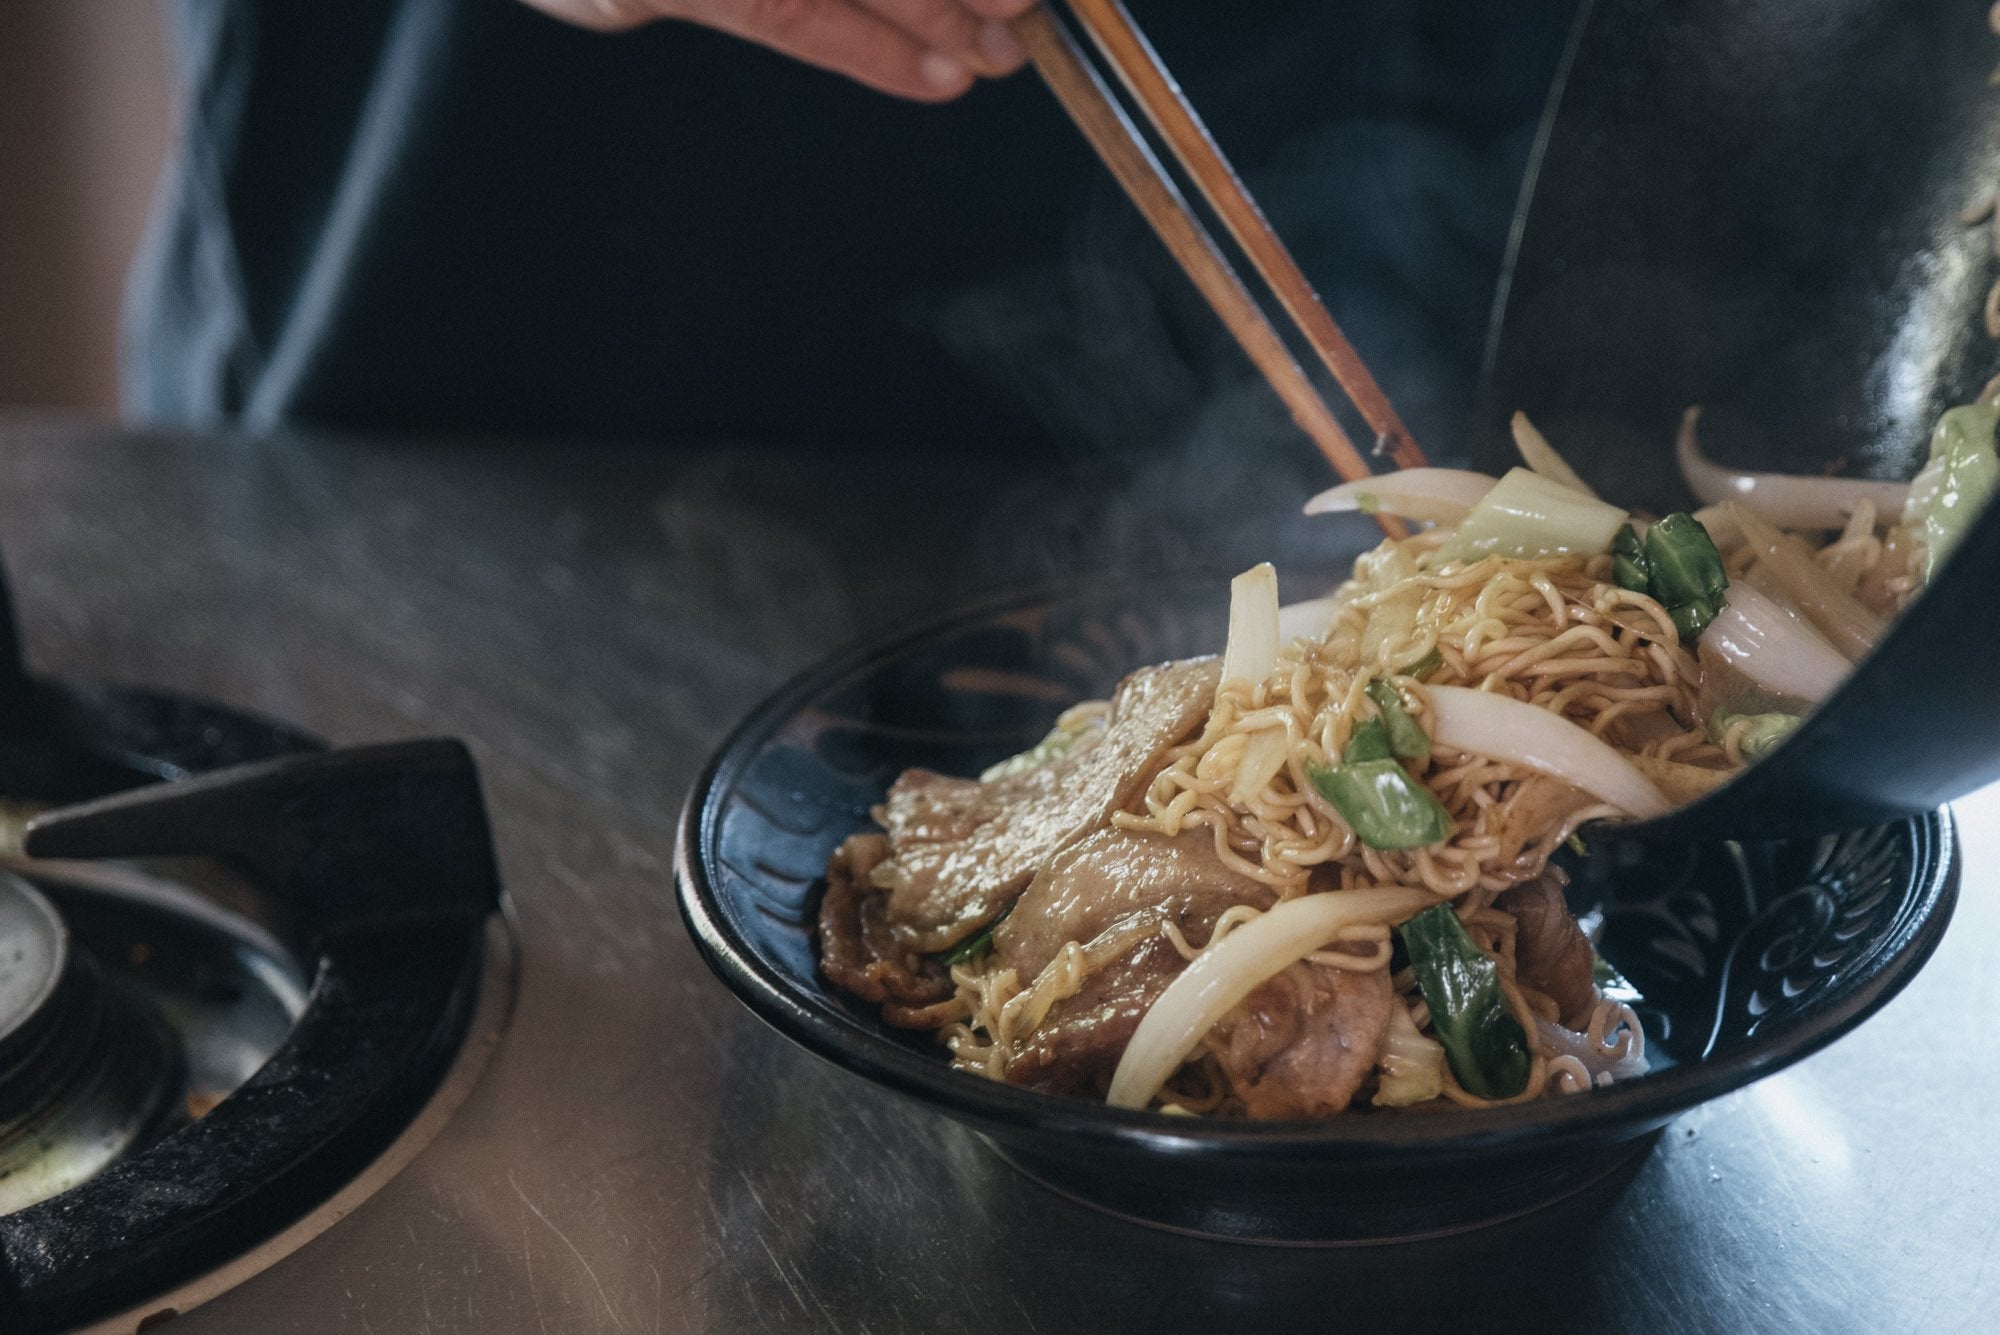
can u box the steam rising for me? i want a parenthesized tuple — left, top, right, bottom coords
(926, 115, 1542, 593)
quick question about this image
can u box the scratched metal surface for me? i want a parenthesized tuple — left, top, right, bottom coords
(0, 413, 1994, 1334)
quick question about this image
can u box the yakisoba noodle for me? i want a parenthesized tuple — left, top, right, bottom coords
(822, 406, 1963, 1119)
(1116, 539, 1708, 895)
(941, 536, 1673, 1109)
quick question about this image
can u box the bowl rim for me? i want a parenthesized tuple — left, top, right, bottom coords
(673, 580, 1961, 1161)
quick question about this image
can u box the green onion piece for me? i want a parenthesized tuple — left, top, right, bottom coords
(1667, 600, 1721, 642)
(1398, 904, 1532, 1099)
(936, 909, 1009, 967)
(1611, 523, 1651, 593)
(1365, 679, 1431, 760)
(1566, 832, 1588, 856)
(937, 929, 991, 967)
(1343, 718, 1393, 764)
(1396, 647, 1443, 681)
(1643, 512, 1729, 642)
(1307, 758, 1454, 850)
(1645, 513, 1728, 606)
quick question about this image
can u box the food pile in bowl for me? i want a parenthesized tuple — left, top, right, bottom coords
(818, 400, 1989, 1119)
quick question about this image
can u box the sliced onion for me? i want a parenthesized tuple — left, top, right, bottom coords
(1228, 727, 1292, 806)
(1511, 412, 1599, 498)
(1425, 686, 1670, 818)
(1699, 583, 1851, 704)
(1220, 563, 1280, 690)
(1625, 753, 1731, 805)
(1690, 503, 1741, 551)
(1277, 595, 1341, 646)
(1303, 469, 1497, 526)
(1536, 1012, 1647, 1081)
(1106, 886, 1436, 1110)
(1727, 503, 1883, 658)
(1678, 407, 1908, 529)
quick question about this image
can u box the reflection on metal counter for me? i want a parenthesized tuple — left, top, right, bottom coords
(0, 594, 512, 1332)
(0, 420, 1986, 1332)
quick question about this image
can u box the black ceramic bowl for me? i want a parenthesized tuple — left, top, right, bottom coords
(674, 575, 1959, 1244)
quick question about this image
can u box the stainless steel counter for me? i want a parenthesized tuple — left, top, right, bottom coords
(1, 414, 1992, 1333)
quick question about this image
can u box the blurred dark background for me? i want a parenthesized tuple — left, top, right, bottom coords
(4, 2, 1576, 471)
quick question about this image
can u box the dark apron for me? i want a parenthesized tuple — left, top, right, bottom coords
(126, 0, 1574, 455)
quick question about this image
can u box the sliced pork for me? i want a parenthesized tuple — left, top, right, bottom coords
(994, 826, 1272, 1093)
(992, 825, 1272, 982)
(1497, 873, 1597, 1027)
(868, 657, 1219, 952)
(1006, 936, 1185, 1095)
(817, 833, 953, 1025)
(1208, 960, 1395, 1118)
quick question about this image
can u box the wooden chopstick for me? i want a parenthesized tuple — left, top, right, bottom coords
(1063, 0, 1428, 472)
(1010, 5, 1393, 498)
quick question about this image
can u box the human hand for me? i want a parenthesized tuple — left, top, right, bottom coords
(523, 0, 1039, 102)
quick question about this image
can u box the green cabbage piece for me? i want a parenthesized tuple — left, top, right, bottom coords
(1906, 403, 2000, 580)
(978, 714, 1101, 783)
(1373, 1002, 1447, 1107)
(1440, 468, 1628, 563)
(1706, 708, 1801, 759)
